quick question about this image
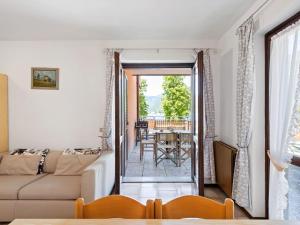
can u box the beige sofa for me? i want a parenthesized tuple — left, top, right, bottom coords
(0, 150, 115, 222)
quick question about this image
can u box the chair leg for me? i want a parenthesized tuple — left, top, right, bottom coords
(140, 143, 143, 161)
(177, 148, 181, 167)
(152, 144, 155, 159)
(154, 145, 158, 167)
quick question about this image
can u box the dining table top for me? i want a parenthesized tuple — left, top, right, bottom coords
(9, 219, 300, 225)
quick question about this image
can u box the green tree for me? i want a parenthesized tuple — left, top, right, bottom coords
(161, 76, 191, 119)
(139, 79, 149, 118)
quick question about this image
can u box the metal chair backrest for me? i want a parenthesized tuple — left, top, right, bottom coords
(135, 121, 148, 129)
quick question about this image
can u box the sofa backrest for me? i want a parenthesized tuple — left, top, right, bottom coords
(44, 150, 63, 173)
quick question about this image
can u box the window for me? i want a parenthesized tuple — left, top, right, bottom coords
(265, 11, 300, 220)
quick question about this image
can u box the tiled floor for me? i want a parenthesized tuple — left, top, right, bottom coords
(121, 182, 249, 219)
(125, 144, 191, 179)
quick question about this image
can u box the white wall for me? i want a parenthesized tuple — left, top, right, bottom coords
(0, 41, 106, 150)
(0, 40, 219, 151)
(217, 0, 300, 217)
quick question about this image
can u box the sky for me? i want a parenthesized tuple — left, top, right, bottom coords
(141, 76, 191, 96)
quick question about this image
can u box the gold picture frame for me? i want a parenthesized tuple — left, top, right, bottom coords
(31, 67, 59, 90)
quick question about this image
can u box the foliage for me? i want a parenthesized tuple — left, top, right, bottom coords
(139, 79, 149, 118)
(161, 76, 191, 119)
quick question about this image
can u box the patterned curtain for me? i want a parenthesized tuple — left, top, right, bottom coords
(203, 49, 216, 184)
(232, 17, 254, 208)
(102, 49, 115, 151)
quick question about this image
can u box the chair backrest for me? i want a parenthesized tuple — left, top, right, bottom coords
(135, 120, 148, 128)
(154, 195, 234, 219)
(75, 195, 154, 219)
(156, 132, 177, 143)
(178, 133, 193, 145)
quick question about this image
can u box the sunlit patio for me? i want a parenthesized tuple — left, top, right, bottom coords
(124, 143, 192, 182)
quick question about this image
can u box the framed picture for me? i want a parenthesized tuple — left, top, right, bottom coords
(31, 67, 59, 90)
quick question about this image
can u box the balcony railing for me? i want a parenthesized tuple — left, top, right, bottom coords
(143, 118, 191, 130)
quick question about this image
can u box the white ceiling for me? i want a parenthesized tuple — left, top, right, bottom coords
(0, 0, 257, 40)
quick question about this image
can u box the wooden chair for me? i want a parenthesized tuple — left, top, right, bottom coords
(75, 195, 154, 219)
(140, 139, 156, 160)
(154, 195, 234, 219)
(178, 133, 193, 166)
(154, 132, 178, 166)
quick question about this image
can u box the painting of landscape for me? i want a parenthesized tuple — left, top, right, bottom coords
(31, 68, 59, 90)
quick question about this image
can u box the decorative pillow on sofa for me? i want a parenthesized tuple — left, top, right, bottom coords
(54, 148, 101, 176)
(11, 148, 50, 174)
(0, 154, 42, 175)
(63, 148, 102, 155)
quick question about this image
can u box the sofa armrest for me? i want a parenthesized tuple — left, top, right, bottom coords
(81, 151, 115, 203)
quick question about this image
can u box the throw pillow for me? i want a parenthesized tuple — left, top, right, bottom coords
(11, 148, 50, 174)
(64, 148, 102, 155)
(54, 148, 101, 175)
(54, 154, 99, 175)
(0, 154, 42, 175)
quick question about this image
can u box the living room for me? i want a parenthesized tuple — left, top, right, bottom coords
(0, 0, 300, 224)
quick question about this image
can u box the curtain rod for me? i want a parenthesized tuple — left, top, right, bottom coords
(104, 48, 218, 55)
(239, 0, 271, 27)
(118, 48, 204, 53)
(106, 48, 215, 52)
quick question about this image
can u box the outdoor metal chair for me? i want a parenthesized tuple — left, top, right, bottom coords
(135, 121, 149, 145)
(154, 132, 178, 166)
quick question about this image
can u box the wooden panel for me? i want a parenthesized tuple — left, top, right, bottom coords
(0, 74, 8, 153)
(213, 141, 236, 197)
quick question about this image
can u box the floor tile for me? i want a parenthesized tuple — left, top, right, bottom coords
(121, 182, 249, 219)
(126, 145, 191, 180)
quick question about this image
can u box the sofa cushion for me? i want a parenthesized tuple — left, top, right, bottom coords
(18, 174, 81, 200)
(43, 150, 63, 173)
(0, 174, 46, 199)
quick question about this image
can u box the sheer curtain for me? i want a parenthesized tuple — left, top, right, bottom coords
(269, 21, 300, 219)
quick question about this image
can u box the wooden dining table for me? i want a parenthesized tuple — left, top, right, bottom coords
(9, 219, 300, 225)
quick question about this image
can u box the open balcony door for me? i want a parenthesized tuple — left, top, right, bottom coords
(114, 52, 128, 194)
(191, 51, 204, 196)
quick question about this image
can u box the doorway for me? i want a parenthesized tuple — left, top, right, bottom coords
(114, 52, 204, 195)
(124, 72, 192, 183)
